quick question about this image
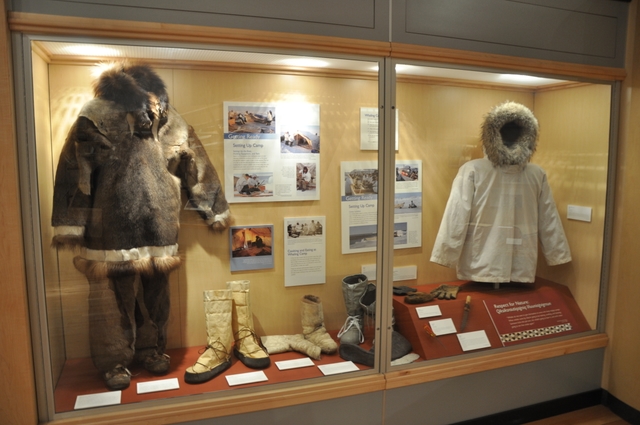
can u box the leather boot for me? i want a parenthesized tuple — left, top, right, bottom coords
(337, 274, 368, 345)
(301, 295, 338, 354)
(184, 289, 233, 384)
(228, 280, 270, 369)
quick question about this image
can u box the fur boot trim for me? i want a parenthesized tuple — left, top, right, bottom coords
(481, 101, 538, 167)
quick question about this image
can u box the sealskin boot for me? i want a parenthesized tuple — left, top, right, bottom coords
(102, 364, 131, 391)
(227, 280, 270, 369)
(184, 289, 233, 384)
(337, 274, 368, 345)
(301, 295, 338, 354)
(338, 331, 412, 367)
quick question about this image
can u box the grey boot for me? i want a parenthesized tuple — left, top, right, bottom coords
(337, 274, 369, 345)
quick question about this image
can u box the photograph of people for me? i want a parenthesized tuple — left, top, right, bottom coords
(296, 163, 316, 193)
(231, 227, 273, 257)
(344, 168, 378, 196)
(233, 173, 274, 197)
(227, 106, 275, 133)
(280, 125, 320, 153)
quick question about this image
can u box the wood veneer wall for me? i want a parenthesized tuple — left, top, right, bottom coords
(0, 2, 38, 425)
(603, 0, 640, 412)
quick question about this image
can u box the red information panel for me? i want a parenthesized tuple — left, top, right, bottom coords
(483, 282, 589, 346)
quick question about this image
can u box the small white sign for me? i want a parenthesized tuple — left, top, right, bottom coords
(318, 361, 360, 375)
(137, 377, 180, 394)
(275, 357, 315, 370)
(416, 304, 442, 319)
(74, 391, 121, 410)
(457, 330, 491, 351)
(429, 318, 457, 336)
(226, 371, 269, 386)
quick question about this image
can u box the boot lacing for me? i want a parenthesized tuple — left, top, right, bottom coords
(196, 339, 230, 368)
(338, 315, 364, 343)
(235, 327, 267, 355)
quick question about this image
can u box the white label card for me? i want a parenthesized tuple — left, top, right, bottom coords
(429, 318, 457, 336)
(318, 361, 360, 375)
(275, 357, 315, 370)
(137, 377, 180, 394)
(226, 371, 269, 386)
(416, 304, 442, 318)
(457, 330, 491, 351)
(74, 391, 122, 410)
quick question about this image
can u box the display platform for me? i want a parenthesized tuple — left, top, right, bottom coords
(54, 332, 372, 413)
(393, 278, 591, 361)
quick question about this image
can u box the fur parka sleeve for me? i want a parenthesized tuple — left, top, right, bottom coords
(178, 125, 231, 231)
(50, 116, 100, 249)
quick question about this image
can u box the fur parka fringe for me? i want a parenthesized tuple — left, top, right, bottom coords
(481, 101, 539, 167)
(74, 255, 181, 280)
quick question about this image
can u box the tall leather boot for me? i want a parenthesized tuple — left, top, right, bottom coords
(227, 280, 270, 369)
(301, 295, 338, 354)
(184, 289, 234, 384)
(337, 274, 368, 345)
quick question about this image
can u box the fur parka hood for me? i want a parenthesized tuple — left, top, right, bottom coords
(481, 101, 539, 168)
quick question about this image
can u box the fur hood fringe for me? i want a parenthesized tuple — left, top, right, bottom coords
(481, 101, 539, 167)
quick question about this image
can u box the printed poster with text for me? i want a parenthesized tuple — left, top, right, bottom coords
(340, 160, 422, 254)
(483, 286, 591, 346)
(224, 101, 320, 203)
(284, 216, 326, 287)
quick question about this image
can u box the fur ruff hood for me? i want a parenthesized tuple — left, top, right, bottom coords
(481, 101, 538, 168)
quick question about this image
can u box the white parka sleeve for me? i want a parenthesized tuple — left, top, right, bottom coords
(537, 173, 572, 265)
(430, 166, 475, 268)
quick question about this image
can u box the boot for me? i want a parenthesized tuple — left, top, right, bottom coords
(359, 282, 395, 326)
(227, 280, 270, 369)
(337, 274, 368, 345)
(338, 331, 412, 367)
(261, 334, 322, 360)
(301, 295, 338, 354)
(184, 290, 234, 384)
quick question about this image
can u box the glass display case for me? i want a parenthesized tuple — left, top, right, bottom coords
(16, 34, 617, 422)
(21, 37, 387, 419)
(387, 61, 613, 368)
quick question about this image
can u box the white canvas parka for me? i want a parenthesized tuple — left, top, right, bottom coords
(430, 102, 571, 283)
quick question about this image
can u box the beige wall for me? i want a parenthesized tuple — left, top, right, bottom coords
(41, 63, 611, 359)
(43, 64, 380, 357)
(395, 81, 611, 328)
(604, 0, 640, 411)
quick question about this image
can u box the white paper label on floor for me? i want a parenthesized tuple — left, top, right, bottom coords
(226, 371, 268, 386)
(318, 361, 359, 376)
(457, 330, 491, 351)
(74, 391, 122, 410)
(137, 377, 180, 394)
(416, 304, 442, 318)
(429, 318, 457, 336)
(275, 357, 315, 370)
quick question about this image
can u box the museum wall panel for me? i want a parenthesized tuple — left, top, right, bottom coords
(392, 0, 629, 68)
(9, 0, 390, 41)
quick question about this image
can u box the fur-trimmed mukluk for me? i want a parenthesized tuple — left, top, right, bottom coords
(51, 62, 230, 389)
